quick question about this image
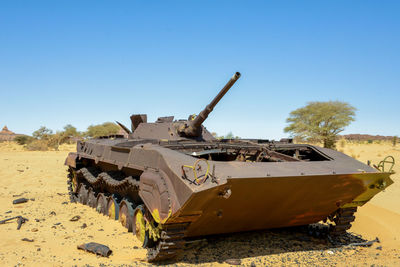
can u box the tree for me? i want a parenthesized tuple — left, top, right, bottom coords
(284, 101, 356, 148)
(85, 122, 120, 138)
(393, 136, 398, 147)
(32, 126, 53, 140)
(63, 124, 80, 137)
(224, 131, 235, 139)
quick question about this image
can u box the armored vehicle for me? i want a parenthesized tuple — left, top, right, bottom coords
(65, 72, 394, 262)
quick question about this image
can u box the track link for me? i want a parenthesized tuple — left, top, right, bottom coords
(147, 223, 189, 262)
(329, 207, 357, 236)
(306, 207, 358, 238)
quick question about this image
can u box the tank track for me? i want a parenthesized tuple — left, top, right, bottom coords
(328, 207, 357, 236)
(147, 223, 189, 262)
(67, 167, 187, 262)
(67, 168, 78, 203)
(307, 207, 358, 238)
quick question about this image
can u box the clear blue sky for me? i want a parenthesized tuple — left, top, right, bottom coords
(1, 1, 399, 139)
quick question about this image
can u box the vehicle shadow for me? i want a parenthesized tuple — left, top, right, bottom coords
(178, 224, 369, 264)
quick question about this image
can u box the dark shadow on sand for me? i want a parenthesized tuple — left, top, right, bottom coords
(174, 224, 368, 264)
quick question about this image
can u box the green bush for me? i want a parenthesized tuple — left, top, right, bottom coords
(85, 122, 120, 138)
(14, 135, 35, 145)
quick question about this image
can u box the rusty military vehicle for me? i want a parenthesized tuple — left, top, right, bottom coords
(65, 72, 394, 262)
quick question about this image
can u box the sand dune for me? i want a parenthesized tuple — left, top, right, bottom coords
(0, 142, 399, 266)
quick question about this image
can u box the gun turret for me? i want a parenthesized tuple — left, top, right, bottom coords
(178, 72, 241, 137)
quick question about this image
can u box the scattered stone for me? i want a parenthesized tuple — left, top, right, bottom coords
(49, 211, 56, 216)
(35, 219, 40, 222)
(31, 228, 38, 232)
(54, 222, 61, 226)
(327, 250, 334, 255)
(21, 238, 34, 242)
(37, 248, 41, 251)
(12, 198, 29, 204)
(62, 202, 68, 205)
(98, 229, 104, 231)
(81, 223, 87, 229)
(133, 246, 139, 249)
(376, 246, 382, 250)
(225, 258, 241, 265)
(30, 198, 35, 201)
(70, 215, 81, 222)
(77, 242, 112, 257)
(17, 169, 24, 172)
(5, 210, 12, 214)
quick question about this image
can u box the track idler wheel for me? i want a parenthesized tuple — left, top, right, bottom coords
(119, 199, 135, 232)
(96, 193, 108, 215)
(107, 195, 120, 220)
(77, 184, 89, 205)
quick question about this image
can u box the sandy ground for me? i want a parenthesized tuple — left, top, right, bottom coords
(0, 141, 399, 266)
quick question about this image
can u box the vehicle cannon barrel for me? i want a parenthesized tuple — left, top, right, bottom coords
(179, 72, 241, 137)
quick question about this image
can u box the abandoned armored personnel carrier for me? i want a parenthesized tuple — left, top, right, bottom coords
(65, 72, 394, 262)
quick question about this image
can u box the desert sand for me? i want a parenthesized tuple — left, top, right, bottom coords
(0, 141, 399, 266)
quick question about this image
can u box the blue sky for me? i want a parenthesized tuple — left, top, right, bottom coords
(1, 1, 399, 139)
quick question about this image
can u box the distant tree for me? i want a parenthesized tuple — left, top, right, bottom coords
(47, 131, 72, 150)
(85, 122, 120, 138)
(393, 136, 398, 147)
(32, 126, 53, 140)
(284, 101, 356, 149)
(224, 131, 234, 139)
(63, 124, 81, 137)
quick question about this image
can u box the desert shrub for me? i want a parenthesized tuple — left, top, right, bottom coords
(25, 140, 49, 151)
(14, 135, 34, 145)
(85, 122, 120, 138)
(367, 140, 373, 144)
(339, 138, 346, 148)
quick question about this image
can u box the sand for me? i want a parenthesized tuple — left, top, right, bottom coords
(0, 141, 399, 266)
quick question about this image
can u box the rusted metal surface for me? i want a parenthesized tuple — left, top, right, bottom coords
(12, 198, 29, 204)
(65, 72, 394, 262)
(178, 72, 241, 137)
(0, 216, 29, 230)
(77, 242, 112, 257)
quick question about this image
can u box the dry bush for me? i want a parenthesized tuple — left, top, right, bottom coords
(25, 140, 50, 151)
(339, 138, 346, 148)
